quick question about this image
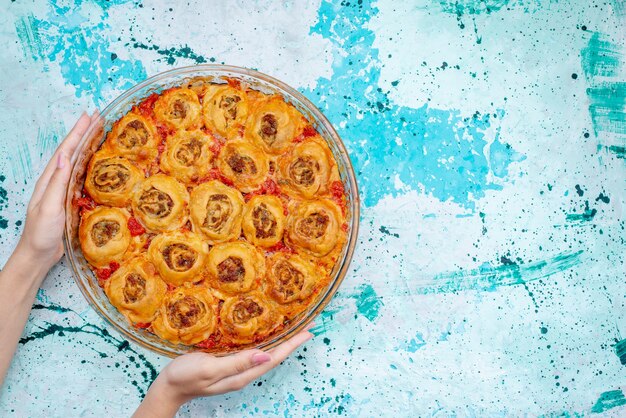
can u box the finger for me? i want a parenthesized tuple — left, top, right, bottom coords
(267, 330, 314, 361)
(209, 330, 313, 394)
(30, 113, 91, 205)
(61, 112, 93, 159)
(211, 349, 272, 380)
(38, 151, 71, 215)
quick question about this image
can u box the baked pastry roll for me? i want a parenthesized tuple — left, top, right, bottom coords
(245, 96, 302, 155)
(131, 174, 189, 232)
(152, 284, 217, 345)
(79, 207, 132, 268)
(206, 241, 265, 294)
(277, 137, 332, 199)
(159, 129, 213, 183)
(202, 85, 249, 138)
(84, 150, 144, 207)
(104, 255, 167, 324)
(219, 291, 281, 344)
(241, 195, 285, 248)
(153, 88, 202, 130)
(216, 140, 269, 192)
(103, 112, 158, 167)
(286, 199, 342, 257)
(189, 181, 244, 244)
(147, 230, 208, 286)
(266, 253, 320, 305)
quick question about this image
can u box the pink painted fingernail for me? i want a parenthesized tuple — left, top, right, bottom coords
(252, 352, 271, 365)
(57, 152, 66, 169)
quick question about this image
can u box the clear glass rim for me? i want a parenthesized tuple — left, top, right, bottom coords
(63, 64, 360, 357)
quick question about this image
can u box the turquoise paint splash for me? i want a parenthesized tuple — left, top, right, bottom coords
(302, 1, 524, 209)
(580, 32, 626, 137)
(490, 136, 526, 178)
(581, 32, 622, 80)
(15, 14, 47, 65)
(614, 339, 626, 366)
(566, 200, 598, 223)
(0, 175, 8, 231)
(405, 332, 426, 353)
(586, 82, 626, 136)
(413, 250, 583, 294)
(131, 41, 214, 65)
(309, 306, 344, 336)
(438, 0, 512, 15)
(15, 0, 146, 106)
(352, 284, 383, 322)
(591, 390, 626, 414)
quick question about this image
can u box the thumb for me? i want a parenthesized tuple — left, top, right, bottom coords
(212, 349, 272, 379)
(39, 151, 71, 214)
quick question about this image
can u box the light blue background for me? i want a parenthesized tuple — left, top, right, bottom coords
(0, 0, 625, 416)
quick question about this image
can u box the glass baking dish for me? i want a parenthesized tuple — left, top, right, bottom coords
(64, 65, 359, 357)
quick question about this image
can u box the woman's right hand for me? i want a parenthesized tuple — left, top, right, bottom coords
(133, 326, 313, 418)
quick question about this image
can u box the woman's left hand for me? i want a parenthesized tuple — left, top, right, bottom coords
(17, 112, 94, 273)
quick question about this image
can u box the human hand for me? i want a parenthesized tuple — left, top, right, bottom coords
(17, 112, 95, 274)
(133, 326, 314, 418)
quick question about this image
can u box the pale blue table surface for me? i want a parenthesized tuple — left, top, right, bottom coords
(0, 0, 625, 416)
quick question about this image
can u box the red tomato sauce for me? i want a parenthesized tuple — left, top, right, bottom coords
(95, 261, 120, 286)
(137, 93, 159, 118)
(127, 217, 145, 236)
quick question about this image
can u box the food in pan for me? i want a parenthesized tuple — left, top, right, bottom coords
(76, 79, 348, 350)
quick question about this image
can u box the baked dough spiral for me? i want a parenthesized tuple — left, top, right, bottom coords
(219, 291, 281, 344)
(203, 85, 249, 138)
(104, 255, 167, 324)
(216, 140, 269, 192)
(286, 199, 342, 257)
(277, 137, 332, 199)
(241, 195, 285, 248)
(266, 253, 320, 305)
(245, 95, 302, 155)
(206, 241, 265, 294)
(147, 231, 208, 286)
(154, 88, 202, 130)
(79, 207, 132, 268)
(84, 150, 144, 207)
(103, 112, 158, 167)
(131, 174, 189, 232)
(159, 129, 213, 183)
(189, 181, 244, 244)
(152, 284, 217, 345)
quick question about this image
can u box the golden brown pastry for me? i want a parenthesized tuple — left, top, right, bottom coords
(277, 137, 332, 199)
(286, 199, 342, 257)
(147, 230, 208, 286)
(245, 95, 303, 155)
(219, 291, 282, 345)
(103, 112, 158, 167)
(266, 253, 320, 305)
(159, 129, 213, 183)
(202, 85, 249, 138)
(205, 241, 265, 294)
(104, 255, 167, 324)
(216, 140, 269, 192)
(241, 195, 285, 248)
(131, 174, 189, 232)
(79, 206, 132, 268)
(84, 150, 144, 207)
(189, 180, 244, 244)
(153, 87, 202, 130)
(152, 284, 217, 345)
